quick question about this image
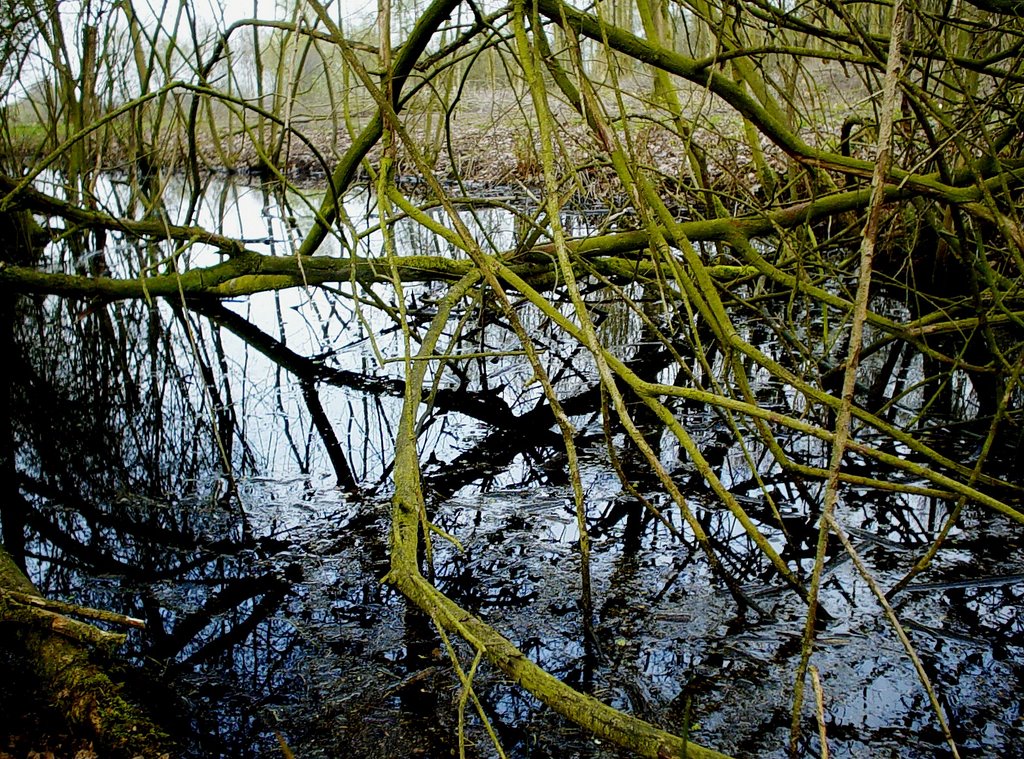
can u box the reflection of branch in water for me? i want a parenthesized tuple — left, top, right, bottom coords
(300, 379, 358, 492)
(16, 478, 278, 582)
(274, 357, 311, 477)
(188, 297, 522, 430)
(150, 568, 298, 666)
(171, 304, 253, 500)
(422, 426, 569, 501)
(419, 327, 687, 500)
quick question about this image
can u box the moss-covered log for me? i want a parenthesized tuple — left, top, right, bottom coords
(0, 546, 174, 758)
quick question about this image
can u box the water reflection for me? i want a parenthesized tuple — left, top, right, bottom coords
(2, 176, 1022, 757)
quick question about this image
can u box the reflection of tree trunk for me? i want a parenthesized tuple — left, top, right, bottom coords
(399, 603, 446, 753)
(1, 209, 46, 571)
(0, 305, 26, 570)
(300, 379, 358, 491)
(0, 546, 174, 757)
(171, 304, 242, 486)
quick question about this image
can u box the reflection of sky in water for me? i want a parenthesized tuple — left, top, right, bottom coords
(10, 175, 1024, 757)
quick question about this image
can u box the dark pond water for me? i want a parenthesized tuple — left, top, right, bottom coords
(2, 175, 1022, 758)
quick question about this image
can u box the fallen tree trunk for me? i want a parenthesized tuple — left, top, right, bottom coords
(0, 545, 174, 758)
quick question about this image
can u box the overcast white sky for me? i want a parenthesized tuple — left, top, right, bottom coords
(186, 0, 379, 27)
(3, 0, 380, 99)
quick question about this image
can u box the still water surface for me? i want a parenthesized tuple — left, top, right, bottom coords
(5, 175, 1023, 758)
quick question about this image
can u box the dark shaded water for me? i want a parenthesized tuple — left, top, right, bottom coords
(2, 176, 1023, 758)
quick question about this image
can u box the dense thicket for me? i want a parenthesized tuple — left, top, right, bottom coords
(1, 0, 1023, 756)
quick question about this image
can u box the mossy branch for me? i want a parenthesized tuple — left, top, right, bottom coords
(0, 547, 172, 757)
